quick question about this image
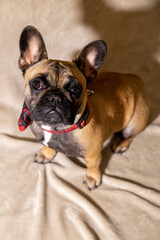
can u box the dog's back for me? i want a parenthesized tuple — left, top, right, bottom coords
(87, 71, 150, 144)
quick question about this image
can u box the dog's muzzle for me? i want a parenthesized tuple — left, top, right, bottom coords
(30, 90, 76, 125)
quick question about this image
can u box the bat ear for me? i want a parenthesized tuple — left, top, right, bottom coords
(18, 25, 48, 73)
(73, 40, 107, 83)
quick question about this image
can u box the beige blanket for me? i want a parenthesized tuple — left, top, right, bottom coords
(0, 0, 160, 239)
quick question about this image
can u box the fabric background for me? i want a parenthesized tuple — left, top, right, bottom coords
(0, 0, 160, 239)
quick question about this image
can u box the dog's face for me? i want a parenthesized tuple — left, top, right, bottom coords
(23, 59, 87, 125)
(19, 26, 107, 126)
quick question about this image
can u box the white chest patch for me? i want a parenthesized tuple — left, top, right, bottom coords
(41, 125, 52, 147)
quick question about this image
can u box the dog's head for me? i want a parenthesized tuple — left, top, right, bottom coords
(18, 26, 107, 126)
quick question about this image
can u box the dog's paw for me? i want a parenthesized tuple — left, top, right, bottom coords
(83, 170, 102, 190)
(34, 147, 57, 164)
(111, 136, 133, 153)
(34, 151, 52, 164)
(111, 143, 128, 153)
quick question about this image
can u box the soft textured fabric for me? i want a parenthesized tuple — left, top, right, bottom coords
(0, 1, 160, 239)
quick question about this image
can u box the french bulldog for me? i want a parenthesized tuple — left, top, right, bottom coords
(18, 26, 150, 190)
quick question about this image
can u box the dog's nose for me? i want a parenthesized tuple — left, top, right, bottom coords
(48, 92, 63, 104)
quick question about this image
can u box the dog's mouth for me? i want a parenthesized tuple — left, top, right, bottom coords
(30, 103, 75, 125)
(45, 109, 63, 123)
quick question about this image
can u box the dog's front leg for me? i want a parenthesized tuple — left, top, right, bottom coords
(84, 152, 102, 190)
(35, 146, 57, 164)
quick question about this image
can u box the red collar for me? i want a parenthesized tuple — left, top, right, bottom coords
(18, 102, 90, 134)
(40, 103, 90, 134)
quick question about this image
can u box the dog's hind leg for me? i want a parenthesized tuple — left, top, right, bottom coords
(111, 94, 150, 153)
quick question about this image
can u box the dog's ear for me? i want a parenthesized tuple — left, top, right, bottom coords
(18, 25, 48, 73)
(73, 40, 107, 83)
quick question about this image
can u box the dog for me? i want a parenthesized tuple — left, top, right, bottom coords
(18, 25, 150, 190)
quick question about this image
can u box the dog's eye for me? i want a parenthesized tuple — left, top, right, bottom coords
(32, 80, 44, 90)
(70, 85, 81, 95)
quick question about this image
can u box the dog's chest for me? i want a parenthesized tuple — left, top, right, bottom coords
(41, 127, 82, 157)
(31, 123, 83, 157)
